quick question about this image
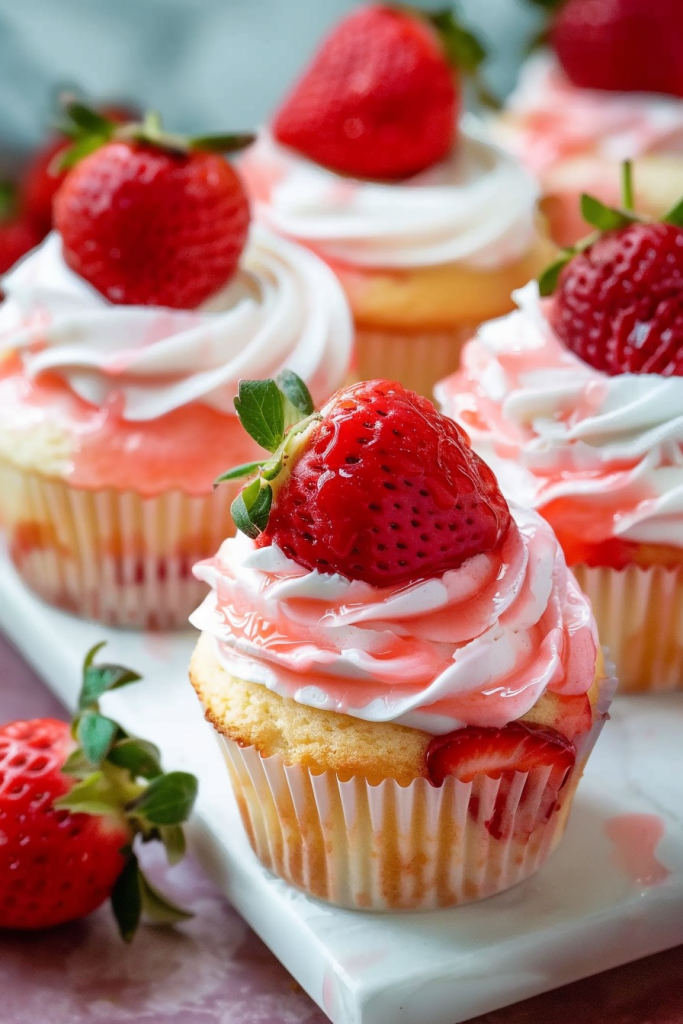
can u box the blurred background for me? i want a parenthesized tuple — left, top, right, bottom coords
(0, 0, 541, 165)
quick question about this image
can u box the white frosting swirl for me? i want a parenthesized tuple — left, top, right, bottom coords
(0, 227, 352, 422)
(241, 120, 540, 270)
(437, 282, 683, 548)
(190, 505, 597, 735)
(499, 52, 683, 172)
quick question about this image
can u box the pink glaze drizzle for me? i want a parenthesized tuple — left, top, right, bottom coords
(604, 814, 671, 887)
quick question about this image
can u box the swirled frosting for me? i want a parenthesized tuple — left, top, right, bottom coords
(437, 282, 683, 552)
(240, 120, 540, 270)
(498, 52, 683, 174)
(190, 504, 597, 735)
(0, 227, 352, 421)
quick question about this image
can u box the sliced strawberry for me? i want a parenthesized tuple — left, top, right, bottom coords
(426, 722, 576, 839)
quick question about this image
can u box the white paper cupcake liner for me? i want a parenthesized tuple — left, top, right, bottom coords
(217, 674, 613, 911)
(572, 562, 683, 694)
(0, 462, 238, 629)
(353, 324, 477, 399)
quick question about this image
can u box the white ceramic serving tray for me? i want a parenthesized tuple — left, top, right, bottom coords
(1, 546, 682, 1024)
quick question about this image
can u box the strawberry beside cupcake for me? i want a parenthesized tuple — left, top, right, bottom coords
(240, 4, 553, 399)
(189, 375, 612, 910)
(438, 170, 683, 693)
(495, 0, 683, 246)
(0, 104, 352, 629)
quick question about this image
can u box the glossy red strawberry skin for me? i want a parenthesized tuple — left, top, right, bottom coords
(0, 719, 129, 930)
(552, 0, 683, 96)
(19, 136, 68, 236)
(273, 5, 458, 180)
(550, 222, 683, 376)
(257, 379, 511, 587)
(54, 141, 250, 309)
(0, 216, 41, 274)
(426, 722, 576, 839)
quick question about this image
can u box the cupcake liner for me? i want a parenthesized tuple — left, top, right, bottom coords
(352, 324, 477, 399)
(217, 674, 613, 911)
(0, 462, 238, 629)
(573, 562, 683, 694)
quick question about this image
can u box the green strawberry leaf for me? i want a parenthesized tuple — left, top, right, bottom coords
(260, 453, 283, 481)
(108, 738, 163, 780)
(79, 643, 142, 710)
(54, 770, 121, 816)
(159, 825, 186, 865)
(61, 747, 98, 780)
(189, 132, 256, 154)
(111, 852, 142, 943)
(427, 7, 486, 73)
(538, 253, 572, 297)
(128, 771, 198, 826)
(234, 379, 285, 453)
(580, 193, 639, 232)
(77, 711, 120, 766)
(276, 370, 314, 417)
(0, 180, 17, 221)
(231, 478, 273, 539)
(662, 197, 683, 227)
(64, 100, 115, 136)
(214, 460, 265, 486)
(55, 133, 112, 172)
(138, 866, 193, 925)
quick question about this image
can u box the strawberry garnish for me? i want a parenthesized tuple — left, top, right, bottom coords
(540, 162, 683, 376)
(0, 182, 41, 274)
(0, 643, 197, 939)
(551, 0, 683, 97)
(426, 721, 576, 838)
(217, 373, 511, 587)
(53, 102, 255, 308)
(272, 4, 491, 180)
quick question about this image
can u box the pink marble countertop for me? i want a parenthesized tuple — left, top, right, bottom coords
(1, 629, 681, 1024)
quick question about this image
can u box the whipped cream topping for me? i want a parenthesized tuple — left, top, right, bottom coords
(190, 505, 597, 735)
(437, 282, 683, 549)
(0, 228, 352, 422)
(240, 121, 540, 270)
(499, 52, 683, 173)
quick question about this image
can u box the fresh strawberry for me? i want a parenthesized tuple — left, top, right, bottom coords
(540, 162, 683, 376)
(0, 182, 41, 274)
(551, 0, 683, 97)
(426, 721, 576, 838)
(272, 5, 488, 180)
(52, 103, 254, 308)
(20, 104, 139, 235)
(218, 373, 511, 587)
(0, 643, 197, 938)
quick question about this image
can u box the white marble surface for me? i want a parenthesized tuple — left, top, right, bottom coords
(1, 547, 682, 1024)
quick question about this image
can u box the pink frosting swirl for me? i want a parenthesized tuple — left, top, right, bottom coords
(190, 504, 597, 735)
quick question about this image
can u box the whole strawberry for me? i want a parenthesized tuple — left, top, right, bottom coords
(0, 643, 197, 938)
(218, 373, 511, 587)
(0, 182, 41, 274)
(551, 0, 683, 96)
(540, 162, 683, 376)
(53, 104, 255, 308)
(272, 5, 488, 180)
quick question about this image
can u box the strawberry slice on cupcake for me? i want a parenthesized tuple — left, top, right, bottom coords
(189, 374, 611, 910)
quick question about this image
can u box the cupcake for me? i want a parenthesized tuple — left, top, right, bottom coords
(189, 375, 612, 910)
(495, 0, 683, 247)
(240, 4, 552, 398)
(0, 106, 351, 629)
(437, 185, 683, 693)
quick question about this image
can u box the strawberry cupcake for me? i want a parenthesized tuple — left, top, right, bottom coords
(495, 0, 683, 247)
(0, 106, 351, 629)
(240, 4, 552, 398)
(438, 184, 683, 693)
(189, 375, 613, 910)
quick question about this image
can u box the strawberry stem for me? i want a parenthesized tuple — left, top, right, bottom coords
(622, 160, 634, 212)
